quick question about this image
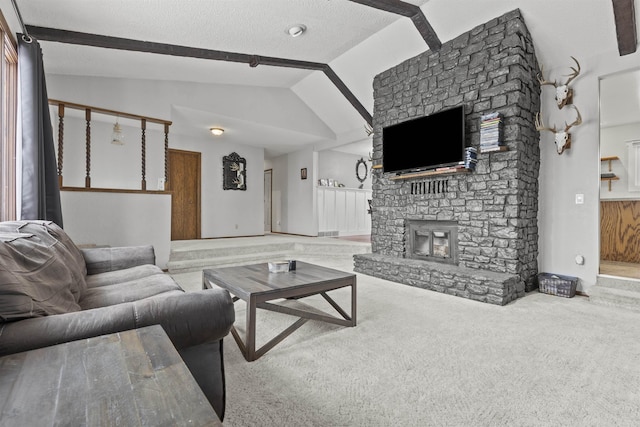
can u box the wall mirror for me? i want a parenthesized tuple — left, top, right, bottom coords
(599, 67, 640, 279)
(355, 157, 368, 188)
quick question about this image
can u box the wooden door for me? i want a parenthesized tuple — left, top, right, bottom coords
(168, 149, 201, 240)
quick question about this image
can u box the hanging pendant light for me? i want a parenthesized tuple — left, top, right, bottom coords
(111, 118, 124, 145)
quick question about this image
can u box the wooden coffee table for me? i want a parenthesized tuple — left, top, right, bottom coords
(203, 261, 356, 361)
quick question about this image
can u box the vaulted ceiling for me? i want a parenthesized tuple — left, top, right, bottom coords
(5, 0, 639, 158)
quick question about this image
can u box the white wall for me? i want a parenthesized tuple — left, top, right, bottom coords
(269, 148, 317, 236)
(600, 123, 640, 199)
(318, 150, 372, 190)
(168, 132, 264, 238)
(537, 51, 640, 293)
(61, 191, 172, 268)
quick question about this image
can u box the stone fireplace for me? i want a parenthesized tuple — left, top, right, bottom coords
(353, 9, 541, 305)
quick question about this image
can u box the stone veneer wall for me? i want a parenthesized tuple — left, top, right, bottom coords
(354, 9, 541, 305)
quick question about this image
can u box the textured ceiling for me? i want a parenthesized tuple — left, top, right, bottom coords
(6, 0, 640, 158)
(18, 0, 427, 86)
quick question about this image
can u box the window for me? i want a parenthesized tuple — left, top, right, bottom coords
(0, 10, 17, 221)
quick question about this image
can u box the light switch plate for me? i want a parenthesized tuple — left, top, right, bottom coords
(575, 194, 584, 204)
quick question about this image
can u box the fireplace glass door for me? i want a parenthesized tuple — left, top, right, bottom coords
(414, 231, 431, 256)
(432, 231, 450, 258)
(407, 220, 458, 265)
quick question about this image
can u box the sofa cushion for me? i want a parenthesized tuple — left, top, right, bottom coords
(0, 230, 82, 322)
(85, 264, 165, 288)
(0, 220, 87, 302)
(80, 271, 184, 310)
(82, 246, 156, 275)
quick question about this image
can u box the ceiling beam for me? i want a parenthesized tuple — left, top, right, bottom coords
(348, 0, 441, 50)
(612, 0, 637, 55)
(322, 66, 372, 124)
(26, 26, 325, 70)
(26, 25, 372, 126)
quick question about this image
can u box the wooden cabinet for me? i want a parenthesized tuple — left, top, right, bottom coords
(600, 200, 640, 263)
(601, 156, 620, 191)
(317, 187, 371, 236)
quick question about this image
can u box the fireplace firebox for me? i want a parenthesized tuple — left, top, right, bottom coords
(406, 220, 458, 265)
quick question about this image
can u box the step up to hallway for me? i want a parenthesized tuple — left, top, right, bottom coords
(589, 275, 640, 313)
(167, 234, 371, 274)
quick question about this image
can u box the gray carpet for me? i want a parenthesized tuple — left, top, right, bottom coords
(173, 253, 640, 426)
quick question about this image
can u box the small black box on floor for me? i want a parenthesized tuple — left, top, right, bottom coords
(537, 273, 578, 298)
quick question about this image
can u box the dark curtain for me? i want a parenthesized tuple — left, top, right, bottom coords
(18, 35, 63, 227)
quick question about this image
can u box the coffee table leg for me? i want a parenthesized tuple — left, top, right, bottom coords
(351, 279, 357, 326)
(245, 295, 257, 361)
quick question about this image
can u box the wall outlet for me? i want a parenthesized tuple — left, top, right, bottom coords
(575, 194, 584, 204)
(157, 178, 166, 191)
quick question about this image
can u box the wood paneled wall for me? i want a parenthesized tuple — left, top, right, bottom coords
(600, 200, 640, 262)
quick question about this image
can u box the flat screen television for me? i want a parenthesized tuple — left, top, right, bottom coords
(382, 105, 466, 174)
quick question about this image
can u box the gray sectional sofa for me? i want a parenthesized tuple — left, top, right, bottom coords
(0, 220, 234, 420)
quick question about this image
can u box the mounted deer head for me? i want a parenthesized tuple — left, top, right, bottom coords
(364, 123, 374, 137)
(537, 56, 581, 109)
(535, 105, 582, 154)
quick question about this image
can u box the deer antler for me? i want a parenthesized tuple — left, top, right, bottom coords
(537, 64, 557, 88)
(364, 123, 374, 137)
(535, 112, 557, 133)
(563, 104, 582, 132)
(562, 56, 581, 86)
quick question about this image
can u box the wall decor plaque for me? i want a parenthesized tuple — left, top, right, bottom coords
(223, 152, 246, 190)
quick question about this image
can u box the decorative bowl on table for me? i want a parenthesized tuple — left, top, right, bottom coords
(268, 261, 289, 273)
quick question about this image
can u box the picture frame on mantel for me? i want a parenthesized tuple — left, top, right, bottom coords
(223, 152, 246, 191)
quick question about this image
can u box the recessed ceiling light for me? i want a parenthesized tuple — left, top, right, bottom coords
(286, 24, 307, 37)
(210, 127, 224, 136)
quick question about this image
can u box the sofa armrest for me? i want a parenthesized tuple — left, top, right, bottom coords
(81, 245, 156, 274)
(0, 288, 234, 356)
(135, 288, 235, 350)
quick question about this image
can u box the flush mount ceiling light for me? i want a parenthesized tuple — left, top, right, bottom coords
(286, 24, 307, 37)
(210, 127, 224, 136)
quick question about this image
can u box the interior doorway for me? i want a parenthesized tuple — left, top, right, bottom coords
(168, 149, 201, 240)
(264, 169, 272, 233)
(598, 68, 640, 279)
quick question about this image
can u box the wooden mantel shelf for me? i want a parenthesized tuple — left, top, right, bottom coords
(389, 167, 471, 180)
